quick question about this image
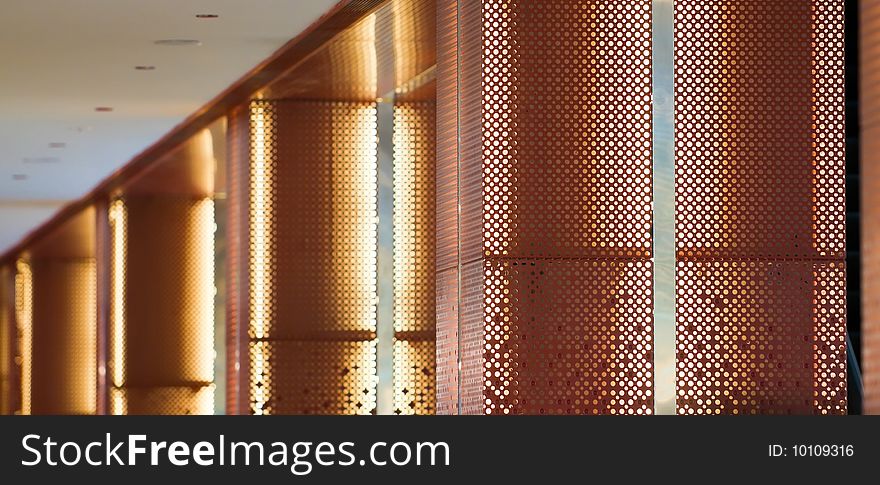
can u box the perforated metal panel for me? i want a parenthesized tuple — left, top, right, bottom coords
(110, 387, 214, 416)
(0, 266, 12, 415)
(27, 259, 97, 415)
(438, 0, 654, 414)
(863, 0, 880, 415)
(484, 259, 653, 414)
(226, 106, 249, 415)
(14, 260, 32, 415)
(674, 0, 846, 414)
(393, 101, 435, 414)
(253, 340, 376, 414)
(246, 100, 378, 415)
(435, 0, 460, 416)
(109, 198, 215, 415)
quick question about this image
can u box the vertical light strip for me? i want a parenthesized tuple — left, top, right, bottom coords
(108, 199, 126, 415)
(330, 103, 379, 415)
(14, 259, 32, 415)
(391, 102, 436, 415)
(392, 103, 414, 415)
(249, 101, 273, 415)
(653, 0, 675, 415)
(194, 198, 217, 412)
(330, 103, 379, 334)
(76, 260, 98, 415)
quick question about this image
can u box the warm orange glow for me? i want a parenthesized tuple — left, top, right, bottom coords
(247, 101, 378, 415)
(248, 102, 273, 415)
(674, 0, 845, 415)
(475, 0, 654, 416)
(109, 199, 126, 395)
(14, 259, 32, 415)
(392, 340, 432, 415)
(191, 198, 216, 408)
(391, 102, 435, 415)
(330, 104, 377, 335)
(392, 105, 426, 334)
(330, 104, 378, 414)
(58, 260, 98, 415)
(108, 197, 215, 415)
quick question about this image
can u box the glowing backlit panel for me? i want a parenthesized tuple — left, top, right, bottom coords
(863, 0, 880, 415)
(437, 0, 654, 414)
(109, 198, 215, 415)
(393, 101, 436, 415)
(14, 260, 32, 415)
(675, 0, 846, 414)
(247, 100, 377, 415)
(27, 259, 97, 415)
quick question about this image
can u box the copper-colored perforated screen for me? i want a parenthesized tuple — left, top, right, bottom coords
(674, 0, 846, 414)
(437, 0, 654, 414)
(435, 0, 460, 415)
(226, 106, 249, 415)
(0, 266, 12, 415)
(863, 0, 880, 415)
(14, 260, 32, 415)
(393, 101, 436, 414)
(109, 198, 215, 415)
(246, 100, 378, 415)
(27, 259, 96, 415)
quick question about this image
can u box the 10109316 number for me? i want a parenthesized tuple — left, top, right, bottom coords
(768, 444, 854, 457)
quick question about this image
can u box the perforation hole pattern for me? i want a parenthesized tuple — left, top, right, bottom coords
(675, 0, 844, 260)
(393, 103, 436, 335)
(675, 0, 846, 414)
(30, 259, 96, 415)
(474, 0, 654, 414)
(393, 102, 436, 414)
(111, 386, 215, 415)
(483, 259, 653, 415)
(14, 260, 32, 415)
(109, 198, 215, 415)
(392, 339, 434, 414)
(252, 341, 376, 415)
(0, 267, 10, 415)
(676, 261, 845, 414)
(482, 0, 653, 260)
(247, 100, 378, 415)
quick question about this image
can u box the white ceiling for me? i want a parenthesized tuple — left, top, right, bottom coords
(0, 0, 340, 253)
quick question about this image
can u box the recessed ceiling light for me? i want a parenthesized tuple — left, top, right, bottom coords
(95, 106, 114, 112)
(134, 65, 156, 71)
(154, 39, 202, 46)
(195, 14, 219, 19)
(12, 174, 27, 181)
